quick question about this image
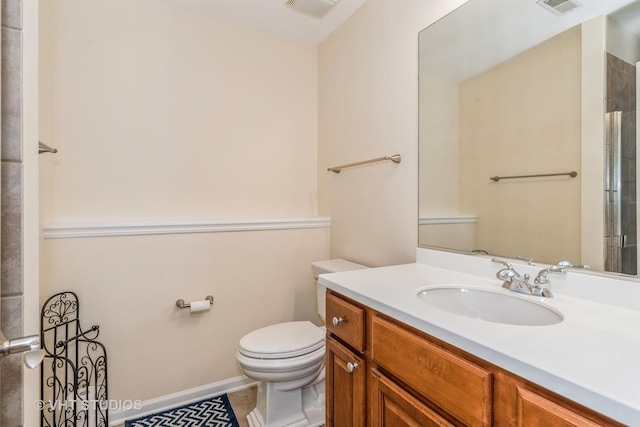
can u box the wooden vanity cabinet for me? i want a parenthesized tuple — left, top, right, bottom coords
(325, 292, 367, 427)
(326, 290, 625, 427)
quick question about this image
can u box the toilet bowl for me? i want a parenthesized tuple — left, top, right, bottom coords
(236, 259, 369, 427)
(237, 321, 326, 427)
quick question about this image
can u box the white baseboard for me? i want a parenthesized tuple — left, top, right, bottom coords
(109, 375, 257, 426)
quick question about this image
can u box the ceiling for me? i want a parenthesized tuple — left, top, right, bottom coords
(149, 0, 369, 44)
(419, 0, 640, 81)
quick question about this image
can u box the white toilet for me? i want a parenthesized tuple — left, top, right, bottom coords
(236, 259, 369, 427)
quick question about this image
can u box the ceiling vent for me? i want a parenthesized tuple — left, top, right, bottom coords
(536, 0, 581, 16)
(286, 0, 339, 19)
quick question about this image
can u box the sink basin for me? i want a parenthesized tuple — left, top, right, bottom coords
(417, 286, 563, 326)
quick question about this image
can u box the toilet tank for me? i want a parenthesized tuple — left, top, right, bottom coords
(311, 259, 369, 322)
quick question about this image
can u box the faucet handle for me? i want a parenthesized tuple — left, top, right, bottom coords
(516, 255, 535, 266)
(550, 265, 568, 273)
(491, 258, 512, 269)
(534, 265, 566, 286)
(556, 260, 590, 270)
(496, 268, 517, 281)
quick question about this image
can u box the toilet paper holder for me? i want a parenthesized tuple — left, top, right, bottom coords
(176, 295, 214, 309)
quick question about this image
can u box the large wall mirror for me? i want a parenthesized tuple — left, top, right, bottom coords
(419, 0, 640, 277)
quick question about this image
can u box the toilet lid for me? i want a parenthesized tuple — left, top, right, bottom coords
(239, 321, 325, 359)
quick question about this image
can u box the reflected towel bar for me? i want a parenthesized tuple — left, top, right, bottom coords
(490, 171, 577, 182)
(328, 154, 401, 174)
(39, 141, 58, 154)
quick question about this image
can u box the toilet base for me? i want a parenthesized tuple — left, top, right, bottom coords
(245, 381, 325, 427)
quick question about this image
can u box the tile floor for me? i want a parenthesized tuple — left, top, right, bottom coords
(227, 386, 257, 427)
(114, 386, 256, 427)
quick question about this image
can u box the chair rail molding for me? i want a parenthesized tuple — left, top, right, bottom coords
(43, 217, 331, 239)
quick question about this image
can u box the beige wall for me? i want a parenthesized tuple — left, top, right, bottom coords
(418, 222, 476, 252)
(40, 0, 319, 222)
(318, 0, 468, 267)
(418, 72, 477, 251)
(419, 74, 460, 216)
(42, 229, 328, 401)
(581, 17, 606, 271)
(39, 0, 328, 403)
(458, 27, 582, 263)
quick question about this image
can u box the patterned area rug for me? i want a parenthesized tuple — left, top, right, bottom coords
(125, 394, 240, 427)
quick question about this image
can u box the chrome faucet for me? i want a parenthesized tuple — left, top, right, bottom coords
(492, 258, 532, 295)
(492, 258, 563, 298)
(532, 265, 567, 298)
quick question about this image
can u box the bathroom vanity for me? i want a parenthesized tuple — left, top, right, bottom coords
(320, 249, 640, 426)
(363, 0, 640, 423)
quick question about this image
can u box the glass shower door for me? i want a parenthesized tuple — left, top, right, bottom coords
(604, 110, 637, 274)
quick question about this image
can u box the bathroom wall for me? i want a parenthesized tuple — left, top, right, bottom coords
(317, 0, 469, 267)
(42, 229, 328, 402)
(581, 16, 607, 270)
(39, 0, 328, 403)
(418, 72, 477, 252)
(40, 0, 319, 222)
(458, 26, 582, 263)
(419, 74, 461, 217)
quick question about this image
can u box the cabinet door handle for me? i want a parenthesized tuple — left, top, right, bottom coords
(347, 362, 358, 373)
(332, 316, 345, 326)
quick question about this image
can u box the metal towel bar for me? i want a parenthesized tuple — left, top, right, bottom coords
(327, 154, 401, 174)
(490, 171, 577, 182)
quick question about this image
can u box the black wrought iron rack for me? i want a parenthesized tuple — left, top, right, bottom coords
(40, 291, 108, 427)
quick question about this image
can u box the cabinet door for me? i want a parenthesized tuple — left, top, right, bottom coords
(370, 369, 455, 427)
(326, 336, 366, 427)
(515, 387, 605, 427)
(371, 315, 492, 427)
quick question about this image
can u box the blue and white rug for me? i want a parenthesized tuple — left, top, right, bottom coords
(125, 394, 240, 427)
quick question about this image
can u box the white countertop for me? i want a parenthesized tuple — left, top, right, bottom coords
(318, 260, 640, 426)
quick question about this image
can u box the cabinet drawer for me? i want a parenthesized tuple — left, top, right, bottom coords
(326, 292, 365, 352)
(371, 369, 455, 427)
(515, 387, 603, 427)
(371, 316, 492, 427)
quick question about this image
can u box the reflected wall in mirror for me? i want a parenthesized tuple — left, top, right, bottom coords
(419, 0, 640, 276)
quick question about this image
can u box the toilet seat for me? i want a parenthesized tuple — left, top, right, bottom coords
(239, 321, 325, 359)
(236, 345, 325, 380)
